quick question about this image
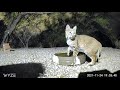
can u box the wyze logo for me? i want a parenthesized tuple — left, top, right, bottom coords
(3, 73, 16, 78)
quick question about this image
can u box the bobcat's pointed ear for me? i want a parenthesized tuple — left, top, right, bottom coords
(66, 24, 70, 30)
(73, 26, 77, 31)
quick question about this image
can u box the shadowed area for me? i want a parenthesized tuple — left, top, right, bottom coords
(0, 63, 45, 78)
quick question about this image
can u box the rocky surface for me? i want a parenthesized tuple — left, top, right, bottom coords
(0, 47, 120, 78)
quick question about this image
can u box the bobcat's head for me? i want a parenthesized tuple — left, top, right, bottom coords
(65, 24, 77, 40)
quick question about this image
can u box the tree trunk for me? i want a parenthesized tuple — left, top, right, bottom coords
(25, 36, 31, 48)
(17, 35, 26, 47)
(0, 16, 14, 47)
(0, 12, 26, 47)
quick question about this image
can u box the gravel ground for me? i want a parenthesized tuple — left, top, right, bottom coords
(0, 47, 120, 78)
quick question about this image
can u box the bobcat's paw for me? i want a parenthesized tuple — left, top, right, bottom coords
(87, 62, 95, 66)
(67, 53, 70, 56)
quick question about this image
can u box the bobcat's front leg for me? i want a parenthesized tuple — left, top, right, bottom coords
(73, 50, 78, 57)
(67, 47, 72, 56)
(73, 49, 79, 66)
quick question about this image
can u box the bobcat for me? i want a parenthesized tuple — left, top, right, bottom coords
(65, 24, 102, 66)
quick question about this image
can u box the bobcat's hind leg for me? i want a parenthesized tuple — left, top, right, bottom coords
(87, 55, 97, 66)
(96, 49, 101, 62)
